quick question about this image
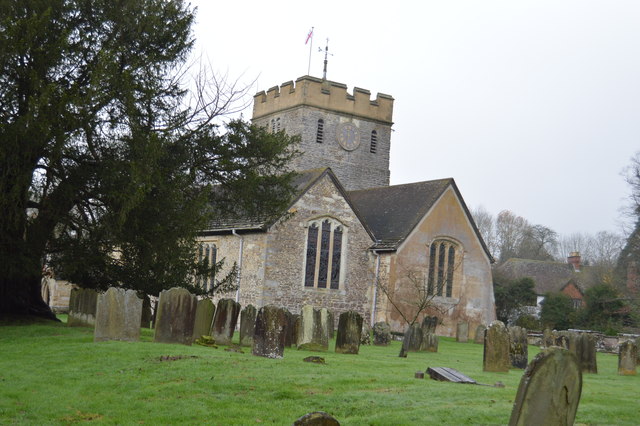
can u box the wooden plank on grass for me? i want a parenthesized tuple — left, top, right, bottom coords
(426, 367, 477, 384)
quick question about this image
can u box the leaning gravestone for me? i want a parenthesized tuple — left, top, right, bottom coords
(373, 321, 391, 346)
(569, 332, 597, 374)
(509, 326, 528, 369)
(483, 320, 510, 372)
(474, 324, 486, 344)
(508, 348, 582, 426)
(456, 322, 469, 343)
(211, 298, 241, 345)
(297, 305, 329, 351)
(239, 304, 257, 347)
(335, 311, 363, 354)
(154, 287, 197, 345)
(252, 305, 287, 359)
(94, 287, 142, 342)
(618, 340, 637, 375)
(67, 288, 98, 327)
(191, 299, 215, 343)
(405, 323, 423, 352)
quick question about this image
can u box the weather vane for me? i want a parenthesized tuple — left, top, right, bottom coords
(319, 38, 333, 80)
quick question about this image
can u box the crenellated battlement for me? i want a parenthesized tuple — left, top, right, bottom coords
(253, 75, 394, 124)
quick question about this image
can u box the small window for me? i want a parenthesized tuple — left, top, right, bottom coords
(370, 130, 378, 153)
(316, 119, 324, 143)
(270, 119, 275, 133)
(276, 117, 281, 132)
(427, 239, 459, 298)
(303, 219, 345, 289)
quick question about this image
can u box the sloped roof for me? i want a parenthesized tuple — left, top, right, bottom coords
(348, 179, 492, 259)
(495, 258, 598, 295)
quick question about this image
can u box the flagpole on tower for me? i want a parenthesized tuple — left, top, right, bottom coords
(306, 27, 314, 75)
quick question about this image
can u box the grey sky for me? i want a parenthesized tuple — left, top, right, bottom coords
(190, 0, 640, 237)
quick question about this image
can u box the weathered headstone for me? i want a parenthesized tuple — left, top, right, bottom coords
(618, 340, 637, 375)
(542, 328, 554, 348)
(297, 305, 329, 351)
(140, 295, 153, 329)
(292, 314, 301, 347)
(282, 309, 295, 348)
(67, 288, 98, 327)
(154, 287, 197, 345)
(456, 322, 469, 343)
(553, 330, 570, 349)
(422, 316, 438, 334)
(327, 309, 335, 338)
(191, 299, 215, 343)
(360, 321, 371, 345)
(569, 332, 597, 374)
(474, 324, 486, 344)
(509, 326, 528, 369)
(335, 311, 363, 354)
(94, 287, 142, 342)
(420, 328, 439, 352)
(373, 321, 391, 346)
(508, 348, 582, 426)
(405, 323, 423, 352)
(483, 320, 510, 372)
(211, 298, 241, 345)
(252, 305, 287, 359)
(239, 304, 257, 347)
(293, 411, 340, 426)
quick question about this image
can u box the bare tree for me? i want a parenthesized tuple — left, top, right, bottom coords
(471, 206, 497, 259)
(495, 210, 530, 262)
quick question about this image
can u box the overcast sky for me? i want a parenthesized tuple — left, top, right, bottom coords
(189, 0, 640, 237)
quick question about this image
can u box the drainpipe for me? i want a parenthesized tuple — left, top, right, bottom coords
(232, 229, 244, 303)
(371, 250, 381, 327)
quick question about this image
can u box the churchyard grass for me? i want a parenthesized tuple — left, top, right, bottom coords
(0, 319, 637, 425)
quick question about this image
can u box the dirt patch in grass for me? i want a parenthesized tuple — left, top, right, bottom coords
(158, 355, 198, 362)
(60, 410, 104, 423)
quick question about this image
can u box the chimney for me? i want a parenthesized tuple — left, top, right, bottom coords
(567, 252, 581, 272)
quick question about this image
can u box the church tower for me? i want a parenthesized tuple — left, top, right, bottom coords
(252, 76, 394, 191)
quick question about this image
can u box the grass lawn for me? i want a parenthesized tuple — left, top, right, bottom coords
(0, 318, 637, 425)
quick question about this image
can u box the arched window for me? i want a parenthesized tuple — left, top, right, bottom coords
(316, 119, 324, 143)
(427, 239, 459, 298)
(197, 243, 217, 291)
(304, 218, 345, 289)
(370, 130, 378, 153)
(276, 117, 281, 132)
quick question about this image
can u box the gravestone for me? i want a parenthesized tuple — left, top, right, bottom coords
(618, 340, 637, 376)
(335, 311, 363, 354)
(422, 316, 438, 334)
(373, 322, 391, 346)
(67, 288, 98, 327)
(420, 328, 439, 352)
(474, 324, 486, 344)
(360, 321, 371, 345)
(456, 322, 469, 343)
(553, 330, 570, 349)
(239, 304, 257, 347)
(509, 326, 528, 369)
(282, 309, 295, 348)
(140, 295, 153, 329)
(192, 299, 215, 342)
(569, 332, 597, 374)
(252, 305, 287, 359)
(291, 314, 301, 347)
(508, 348, 582, 426)
(94, 287, 142, 342)
(327, 310, 335, 338)
(154, 287, 197, 345)
(297, 305, 329, 351)
(211, 298, 241, 345)
(405, 323, 423, 352)
(483, 320, 510, 372)
(542, 328, 554, 348)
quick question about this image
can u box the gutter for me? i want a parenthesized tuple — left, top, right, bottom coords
(371, 249, 381, 327)
(232, 229, 244, 303)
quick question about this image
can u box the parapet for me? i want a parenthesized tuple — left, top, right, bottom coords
(252, 76, 394, 124)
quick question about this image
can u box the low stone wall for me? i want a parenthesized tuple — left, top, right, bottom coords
(528, 329, 640, 353)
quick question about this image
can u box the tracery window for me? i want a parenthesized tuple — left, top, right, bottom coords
(316, 119, 324, 143)
(197, 243, 217, 292)
(426, 239, 459, 298)
(304, 219, 344, 289)
(370, 130, 378, 153)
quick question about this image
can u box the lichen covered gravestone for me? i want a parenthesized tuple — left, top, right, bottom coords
(94, 287, 142, 342)
(335, 310, 363, 354)
(239, 304, 257, 347)
(509, 326, 528, 369)
(618, 340, 637, 376)
(297, 305, 329, 351)
(191, 299, 215, 343)
(373, 321, 391, 346)
(154, 287, 197, 345)
(211, 298, 241, 345)
(67, 288, 98, 327)
(252, 305, 287, 359)
(456, 322, 469, 343)
(569, 332, 597, 374)
(483, 320, 510, 372)
(508, 348, 582, 426)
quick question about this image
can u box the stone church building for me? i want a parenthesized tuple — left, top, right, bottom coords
(199, 75, 496, 337)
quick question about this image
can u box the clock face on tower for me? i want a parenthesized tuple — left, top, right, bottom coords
(336, 122, 360, 151)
